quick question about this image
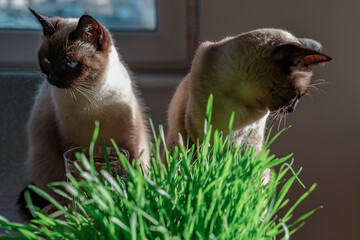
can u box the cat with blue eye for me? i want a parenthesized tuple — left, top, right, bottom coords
(20, 9, 150, 208)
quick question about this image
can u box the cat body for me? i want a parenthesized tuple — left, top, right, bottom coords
(27, 9, 149, 194)
(166, 29, 331, 157)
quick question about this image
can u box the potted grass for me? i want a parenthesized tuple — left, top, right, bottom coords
(0, 97, 319, 239)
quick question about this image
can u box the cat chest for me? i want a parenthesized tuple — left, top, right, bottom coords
(56, 109, 134, 148)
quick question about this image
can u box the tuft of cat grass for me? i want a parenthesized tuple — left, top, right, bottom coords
(0, 95, 319, 239)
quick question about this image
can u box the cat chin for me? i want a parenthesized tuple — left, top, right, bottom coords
(269, 95, 302, 114)
(46, 78, 72, 89)
(50, 84, 71, 89)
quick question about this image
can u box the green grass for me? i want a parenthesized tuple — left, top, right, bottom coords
(0, 95, 319, 239)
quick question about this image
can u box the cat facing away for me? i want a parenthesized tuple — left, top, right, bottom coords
(26, 9, 149, 197)
(165, 29, 331, 160)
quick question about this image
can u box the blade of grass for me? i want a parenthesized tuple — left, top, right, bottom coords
(101, 137, 111, 174)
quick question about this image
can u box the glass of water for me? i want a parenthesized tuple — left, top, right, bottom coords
(63, 146, 129, 182)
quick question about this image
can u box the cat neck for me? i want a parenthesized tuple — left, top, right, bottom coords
(184, 69, 271, 153)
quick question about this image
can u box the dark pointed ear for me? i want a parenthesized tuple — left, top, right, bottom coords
(272, 43, 332, 69)
(69, 15, 104, 50)
(29, 8, 57, 36)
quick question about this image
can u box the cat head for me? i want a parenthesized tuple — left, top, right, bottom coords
(30, 8, 113, 88)
(258, 29, 332, 113)
(192, 29, 331, 114)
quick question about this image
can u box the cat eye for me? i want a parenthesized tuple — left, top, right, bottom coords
(66, 62, 78, 69)
(42, 57, 50, 65)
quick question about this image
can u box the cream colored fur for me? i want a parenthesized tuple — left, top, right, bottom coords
(166, 28, 330, 158)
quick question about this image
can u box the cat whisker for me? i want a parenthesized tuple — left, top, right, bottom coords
(307, 78, 329, 95)
(269, 107, 287, 130)
(76, 88, 93, 103)
(76, 81, 94, 89)
(267, 118, 277, 129)
(268, 109, 281, 129)
(73, 86, 97, 108)
(68, 87, 77, 100)
(76, 81, 93, 89)
(77, 87, 95, 98)
(282, 112, 288, 129)
(311, 82, 328, 87)
(311, 78, 328, 85)
(76, 82, 93, 88)
(304, 91, 314, 100)
(268, 113, 276, 125)
(308, 85, 326, 94)
(277, 113, 283, 130)
(77, 85, 93, 93)
(64, 87, 76, 100)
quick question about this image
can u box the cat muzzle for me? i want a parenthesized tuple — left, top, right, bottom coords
(47, 74, 71, 89)
(47, 75, 58, 86)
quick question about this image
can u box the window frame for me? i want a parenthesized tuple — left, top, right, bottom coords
(0, 0, 189, 71)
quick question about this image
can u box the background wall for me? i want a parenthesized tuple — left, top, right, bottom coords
(0, 0, 358, 239)
(199, 0, 359, 239)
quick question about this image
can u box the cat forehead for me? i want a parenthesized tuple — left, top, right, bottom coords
(53, 18, 79, 35)
(41, 18, 79, 48)
(38, 18, 73, 54)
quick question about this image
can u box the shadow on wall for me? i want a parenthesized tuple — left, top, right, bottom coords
(0, 71, 42, 194)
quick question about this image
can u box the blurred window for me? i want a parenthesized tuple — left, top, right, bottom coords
(0, 0, 188, 71)
(0, 0, 157, 31)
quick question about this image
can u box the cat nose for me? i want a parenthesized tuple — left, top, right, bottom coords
(287, 96, 301, 113)
(47, 72, 59, 85)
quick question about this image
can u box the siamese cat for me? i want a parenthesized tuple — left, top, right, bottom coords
(166, 29, 331, 161)
(26, 9, 149, 197)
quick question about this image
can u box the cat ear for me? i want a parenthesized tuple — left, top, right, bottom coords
(272, 43, 331, 68)
(29, 8, 56, 36)
(69, 15, 104, 50)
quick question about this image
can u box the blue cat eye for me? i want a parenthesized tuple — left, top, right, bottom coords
(66, 62, 78, 68)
